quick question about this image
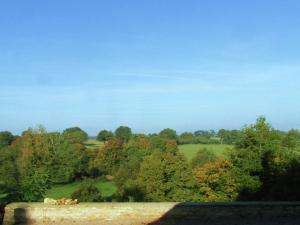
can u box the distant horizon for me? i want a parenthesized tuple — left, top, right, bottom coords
(5, 116, 299, 137)
(1, 1, 300, 135)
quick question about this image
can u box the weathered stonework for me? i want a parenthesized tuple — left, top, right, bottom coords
(3, 202, 300, 225)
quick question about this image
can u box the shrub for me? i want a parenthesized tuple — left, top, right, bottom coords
(71, 179, 102, 202)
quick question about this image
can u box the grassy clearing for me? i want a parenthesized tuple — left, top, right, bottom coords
(179, 144, 233, 161)
(45, 179, 117, 199)
(85, 139, 104, 149)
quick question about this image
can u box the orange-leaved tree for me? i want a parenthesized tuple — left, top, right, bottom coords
(193, 159, 237, 202)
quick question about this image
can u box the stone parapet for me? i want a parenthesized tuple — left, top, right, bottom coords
(3, 202, 300, 225)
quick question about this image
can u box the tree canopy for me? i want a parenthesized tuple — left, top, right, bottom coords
(115, 126, 132, 142)
(0, 131, 15, 149)
(97, 130, 114, 142)
(62, 127, 88, 144)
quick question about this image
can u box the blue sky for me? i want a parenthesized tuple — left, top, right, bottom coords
(1, 0, 300, 135)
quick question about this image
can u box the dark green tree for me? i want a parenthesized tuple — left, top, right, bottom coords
(191, 148, 218, 168)
(97, 130, 114, 142)
(136, 150, 197, 202)
(218, 129, 242, 144)
(178, 132, 195, 144)
(0, 131, 15, 149)
(159, 128, 178, 141)
(71, 178, 102, 202)
(115, 126, 132, 142)
(194, 130, 216, 138)
(62, 127, 88, 144)
(20, 170, 51, 202)
(0, 145, 20, 200)
(229, 117, 283, 200)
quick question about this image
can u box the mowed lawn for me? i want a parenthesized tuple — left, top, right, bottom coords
(45, 179, 117, 199)
(179, 144, 233, 161)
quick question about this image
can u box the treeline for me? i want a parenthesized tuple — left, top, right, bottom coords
(96, 127, 242, 145)
(0, 117, 300, 202)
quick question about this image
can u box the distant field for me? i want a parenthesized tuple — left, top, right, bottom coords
(85, 139, 104, 149)
(45, 179, 117, 199)
(85, 139, 233, 162)
(179, 144, 233, 161)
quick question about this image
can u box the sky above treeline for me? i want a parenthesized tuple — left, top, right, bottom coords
(1, 0, 300, 135)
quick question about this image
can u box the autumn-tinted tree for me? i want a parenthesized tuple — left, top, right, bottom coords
(115, 126, 132, 142)
(125, 134, 152, 160)
(11, 128, 53, 201)
(96, 130, 114, 142)
(149, 136, 178, 153)
(0, 127, 91, 201)
(62, 127, 88, 144)
(93, 138, 124, 175)
(193, 160, 237, 202)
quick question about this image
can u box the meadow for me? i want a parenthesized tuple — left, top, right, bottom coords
(45, 178, 117, 199)
(178, 144, 233, 161)
(85, 139, 233, 161)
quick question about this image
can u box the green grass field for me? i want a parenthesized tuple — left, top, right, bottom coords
(45, 179, 117, 199)
(178, 144, 233, 161)
(85, 139, 233, 162)
(85, 139, 104, 149)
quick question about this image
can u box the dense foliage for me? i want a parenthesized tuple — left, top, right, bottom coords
(96, 130, 114, 142)
(1, 117, 300, 202)
(71, 178, 102, 202)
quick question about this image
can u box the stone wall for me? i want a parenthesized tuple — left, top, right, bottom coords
(3, 202, 300, 225)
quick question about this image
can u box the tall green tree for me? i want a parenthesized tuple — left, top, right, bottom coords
(229, 117, 284, 200)
(115, 126, 132, 142)
(97, 130, 114, 142)
(136, 150, 197, 202)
